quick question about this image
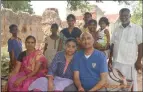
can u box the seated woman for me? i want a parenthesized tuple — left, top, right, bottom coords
(3, 35, 48, 92)
(29, 38, 77, 91)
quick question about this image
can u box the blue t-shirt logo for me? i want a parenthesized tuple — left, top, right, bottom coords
(92, 63, 96, 68)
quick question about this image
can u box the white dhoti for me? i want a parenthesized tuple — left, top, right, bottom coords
(112, 62, 138, 91)
(28, 76, 73, 91)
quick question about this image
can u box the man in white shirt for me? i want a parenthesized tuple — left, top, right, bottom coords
(109, 8, 142, 91)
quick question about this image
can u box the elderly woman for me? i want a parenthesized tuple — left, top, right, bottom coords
(29, 38, 77, 91)
(3, 35, 48, 92)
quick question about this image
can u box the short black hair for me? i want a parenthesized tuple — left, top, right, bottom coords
(66, 14, 76, 21)
(99, 17, 110, 26)
(119, 8, 130, 14)
(9, 24, 17, 32)
(65, 37, 77, 46)
(25, 35, 36, 43)
(51, 23, 58, 29)
(88, 19, 97, 26)
(84, 12, 92, 17)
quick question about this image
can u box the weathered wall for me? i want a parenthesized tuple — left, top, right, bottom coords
(1, 8, 43, 48)
(1, 8, 62, 49)
(41, 8, 61, 38)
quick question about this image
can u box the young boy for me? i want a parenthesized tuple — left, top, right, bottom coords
(8, 24, 22, 72)
(43, 23, 59, 66)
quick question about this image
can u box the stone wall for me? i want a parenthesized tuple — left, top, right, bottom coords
(1, 8, 62, 49)
(41, 8, 61, 37)
(1, 8, 43, 48)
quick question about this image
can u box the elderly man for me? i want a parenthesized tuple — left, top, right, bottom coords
(70, 32, 108, 91)
(109, 8, 142, 91)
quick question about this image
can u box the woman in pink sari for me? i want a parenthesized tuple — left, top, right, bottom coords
(3, 35, 48, 92)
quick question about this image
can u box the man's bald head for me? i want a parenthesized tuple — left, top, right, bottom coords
(80, 31, 94, 49)
(80, 31, 94, 40)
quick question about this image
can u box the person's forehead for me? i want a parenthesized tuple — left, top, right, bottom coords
(67, 17, 75, 20)
(84, 14, 91, 17)
(66, 41, 76, 45)
(89, 22, 96, 25)
(27, 38, 35, 41)
(120, 11, 130, 15)
(12, 26, 17, 29)
(99, 21, 106, 24)
(51, 26, 58, 29)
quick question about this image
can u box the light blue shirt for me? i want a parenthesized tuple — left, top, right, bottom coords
(8, 38, 22, 59)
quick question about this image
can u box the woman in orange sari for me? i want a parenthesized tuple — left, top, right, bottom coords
(3, 35, 48, 92)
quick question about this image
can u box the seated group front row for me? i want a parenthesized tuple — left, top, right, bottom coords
(4, 31, 108, 92)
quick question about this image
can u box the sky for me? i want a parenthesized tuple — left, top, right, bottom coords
(31, 1, 133, 21)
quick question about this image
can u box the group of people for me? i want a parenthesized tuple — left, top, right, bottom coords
(3, 8, 142, 91)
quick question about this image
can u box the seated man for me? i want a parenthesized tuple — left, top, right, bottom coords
(71, 32, 108, 91)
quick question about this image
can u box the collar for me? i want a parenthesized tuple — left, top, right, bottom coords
(119, 22, 133, 28)
(10, 36, 21, 40)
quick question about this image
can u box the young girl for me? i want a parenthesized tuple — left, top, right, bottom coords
(95, 17, 110, 57)
(43, 23, 59, 67)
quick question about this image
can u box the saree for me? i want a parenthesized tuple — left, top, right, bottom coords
(29, 76, 73, 91)
(8, 50, 48, 91)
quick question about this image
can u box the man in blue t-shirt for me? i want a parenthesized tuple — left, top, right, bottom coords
(72, 32, 108, 91)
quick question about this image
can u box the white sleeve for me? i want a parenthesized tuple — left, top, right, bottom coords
(136, 26, 143, 45)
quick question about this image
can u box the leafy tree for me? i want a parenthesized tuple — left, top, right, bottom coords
(67, 1, 92, 12)
(1, 0, 34, 14)
(131, 0, 142, 26)
(67, 0, 132, 11)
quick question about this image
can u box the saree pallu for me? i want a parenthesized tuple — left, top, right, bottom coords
(8, 50, 48, 91)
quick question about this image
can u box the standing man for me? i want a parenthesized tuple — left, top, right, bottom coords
(8, 24, 22, 72)
(87, 19, 98, 41)
(109, 8, 142, 91)
(81, 12, 92, 32)
(77, 12, 93, 50)
(72, 32, 108, 91)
